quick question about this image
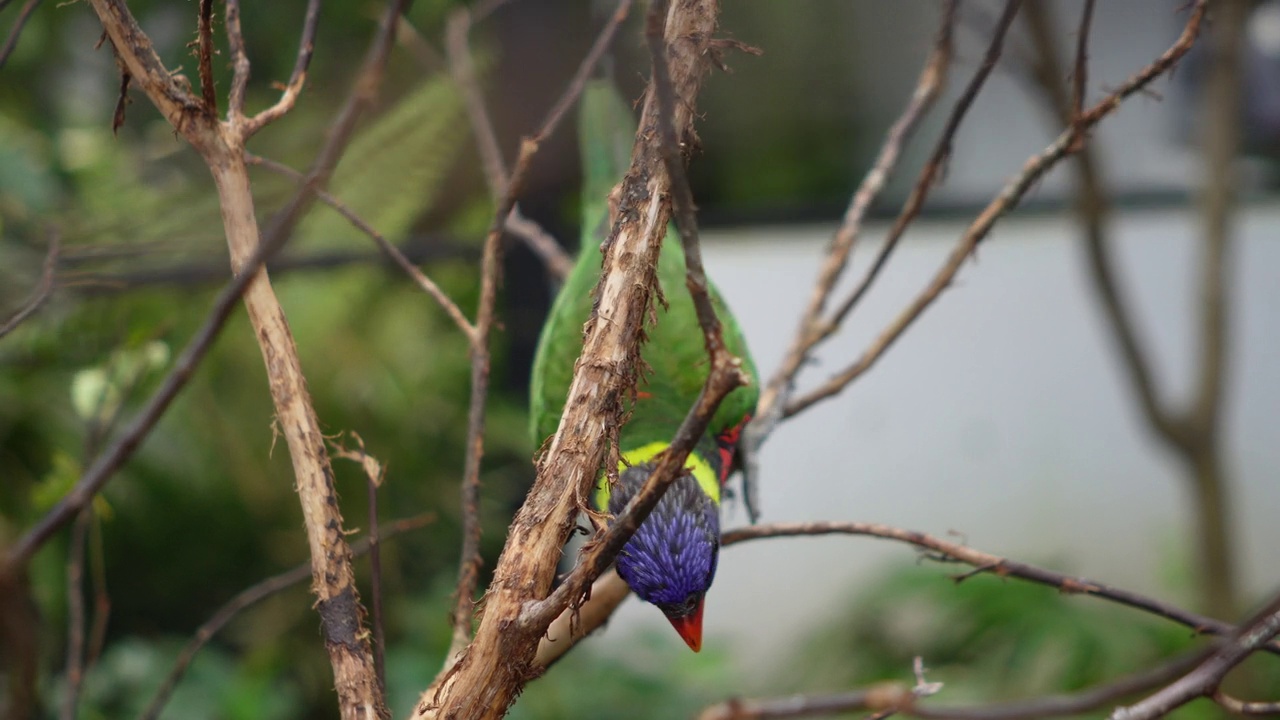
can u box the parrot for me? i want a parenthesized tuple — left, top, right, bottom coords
(529, 80, 759, 652)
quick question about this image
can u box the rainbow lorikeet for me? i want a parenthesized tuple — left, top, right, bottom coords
(529, 81, 759, 652)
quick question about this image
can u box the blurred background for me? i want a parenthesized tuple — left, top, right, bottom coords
(1, 0, 1278, 718)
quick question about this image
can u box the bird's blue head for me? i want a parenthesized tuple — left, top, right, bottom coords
(608, 462, 720, 651)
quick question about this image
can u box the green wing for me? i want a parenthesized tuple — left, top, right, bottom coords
(529, 80, 759, 455)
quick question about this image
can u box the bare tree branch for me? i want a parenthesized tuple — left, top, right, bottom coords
(1212, 691, 1280, 716)
(256, 0, 411, 256)
(700, 648, 1209, 720)
(1111, 593, 1280, 720)
(741, 2, 956, 500)
(59, 510, 91, 720)
(719, 521, 1279, 655)
(414, 4, 723, 717)
(0, 0, 40, 70)
(821, 0, 1021, 339)
(195, 0, 216, 115)
(440, 0, 634, 661)
(0, 229, 59, 340)
(785, 0, 1209, 417)
(239, 0, 321, 137)
(245, 153, 477, 340)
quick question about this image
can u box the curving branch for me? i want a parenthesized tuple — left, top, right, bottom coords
(0, 229, 59, 340)
(237, 0, 322, 137)
(0, 0, 41, 70)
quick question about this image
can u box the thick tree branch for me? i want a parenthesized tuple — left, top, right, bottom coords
(440, 0, 633, 661)
(72, 1, 410, 716)
(414, 4, 722, 718)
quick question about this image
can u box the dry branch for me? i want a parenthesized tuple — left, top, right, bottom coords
(246, 153, 476, 339)
(0, 0, 42, 70)
(67, 1, 414, 716)
(414, 3, 723, 718)
(720, 521, 1277, 655)
(0, 229, 59, 340)
(701, 648, 1210, 720)
(741, 2, 956, 503)
(1110, 593, 1280, 719)
(784, 0, 1209, 416)
(440, 0, 634, 661)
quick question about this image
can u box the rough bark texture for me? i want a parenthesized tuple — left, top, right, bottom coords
(412, 2, 721, 718)
(207, 152, 387, 720)
(83, 1, 387, 716)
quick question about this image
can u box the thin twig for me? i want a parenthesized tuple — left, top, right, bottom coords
(246, 152, 476, 339)
(1018, 1, 1183, 447)
(85, 511, 111, 669)
(719, 521, 1280, 656)
(60, 509, 91, 720)
(196, 0, 216, 115)
(825, 0, 1021, 333)
(1111, 593, 1280, 720)
(0, 0, 39, 70)
(785, 0, 1209, 416)
(699, 648, 1210, 720)
(240, 0, 322, 137)
(645, 0, 729, 354)
(441, 0, 633, 658)
(0, 229, 59, 340)
(1069, 0, 1095, 126)
(256, 0, 410, 251)
(446, 9, 508, 197)
(506, 208, 572, 280)
(1212, 691, 1280, 716)
(139, 513, 434, 720)
(741, 2, 956, 506)
(445, 0, 631, 275)
(225, 0, 248, 118)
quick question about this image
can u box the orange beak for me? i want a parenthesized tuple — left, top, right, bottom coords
(665, 599, 704, 652)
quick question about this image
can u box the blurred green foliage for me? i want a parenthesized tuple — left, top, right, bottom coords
(1, 1, 1268, 719)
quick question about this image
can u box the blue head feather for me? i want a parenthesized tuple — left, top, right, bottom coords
(608, 462, 720, 618)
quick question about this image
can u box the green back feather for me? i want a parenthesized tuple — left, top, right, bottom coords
(529, 81, 759, 494)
